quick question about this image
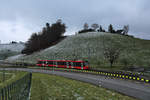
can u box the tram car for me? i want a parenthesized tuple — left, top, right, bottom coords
(36, 60, 89, 70)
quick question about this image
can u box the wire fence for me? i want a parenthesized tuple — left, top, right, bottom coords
(0, 72, 32, 100)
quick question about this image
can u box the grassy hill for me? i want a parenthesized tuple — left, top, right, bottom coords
(7, 32, 150, 70)
(0, 43, 25, 60)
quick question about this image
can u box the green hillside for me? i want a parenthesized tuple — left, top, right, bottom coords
(9, 32, 150, 69)
(0, 49, 19, 60)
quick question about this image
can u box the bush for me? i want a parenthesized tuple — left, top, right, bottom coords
(78, 28, 95, 34)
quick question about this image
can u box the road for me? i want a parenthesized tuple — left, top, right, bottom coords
(0, 68, 150, 100)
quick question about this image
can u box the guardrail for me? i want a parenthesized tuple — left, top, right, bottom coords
(70, 69, 150, 83)
(34, 66, 150, 84)
(0, 73, 32, 100)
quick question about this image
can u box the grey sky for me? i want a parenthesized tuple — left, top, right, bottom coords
(0, 0, 150, 43)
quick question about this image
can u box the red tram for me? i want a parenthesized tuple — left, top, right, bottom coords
(36, 60, 89, 70)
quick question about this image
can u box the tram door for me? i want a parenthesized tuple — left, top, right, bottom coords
(66, 62, 69, 68)
(81, 62, 83, 70)
(55, 61, 58, 67)
(53, 61, 56, 67)
(70, 62, 73, 68)
(45, 61, 48, 66)
(42, 61, 44, 67)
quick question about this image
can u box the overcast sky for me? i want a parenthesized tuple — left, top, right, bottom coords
(0, 0, 150, 43)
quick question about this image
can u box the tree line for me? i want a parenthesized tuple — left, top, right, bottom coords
(22, 20, 130, 56)
(78, 23, 129, 35)
(22, 19, 66, 54)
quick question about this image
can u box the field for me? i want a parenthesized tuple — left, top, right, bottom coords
(0, 70, 27, 88)
(0, 71, 14, 83)
(30, 73, 136, 100)
(7, 32, 150, 70)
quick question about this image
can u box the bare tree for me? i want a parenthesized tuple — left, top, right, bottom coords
(91, 23, 99, 31)
(56, 19, 62, 23)
(83, 23, 89, 30)
(102, 36, 122, 68)
(123, 25, 129, 35)
(103, 46, 121, 67)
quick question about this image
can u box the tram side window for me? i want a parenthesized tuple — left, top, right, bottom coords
(68, 62, 72, 66)
(75, 62, 81, 67)
(70, 62, 74, 66)
(53, 61, 56, 65)
(47, 61, 53, 65)
(57, 62, 66, 65)
(73, 62, 76, 66)
(63, 62, 67, 65)
(42, 61, 44, 64)
(44, 61, 47, 64)
(84, 61, 89, 66)
(41, 61, 44, 64)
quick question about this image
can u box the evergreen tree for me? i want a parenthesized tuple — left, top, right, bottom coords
(123, 25, 129, 35)
(108, 24, 113, 33)
(108, 24, 115, 33)
(99, 25, 103, 32)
